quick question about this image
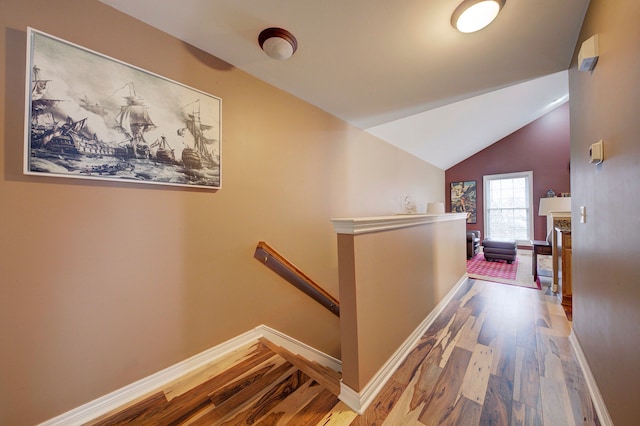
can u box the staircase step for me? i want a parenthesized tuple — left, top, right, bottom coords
(258, 337, 342, 397)
(88, 339, 345, 425)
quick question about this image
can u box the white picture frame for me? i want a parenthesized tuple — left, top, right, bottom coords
(25, 28, 222, 189)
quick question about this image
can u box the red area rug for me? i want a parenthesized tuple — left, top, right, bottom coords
(466, 252, 540, 289)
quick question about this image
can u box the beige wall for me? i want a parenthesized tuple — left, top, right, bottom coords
(568, 0, 640, 423)
(0, 1, 444, 424)
(337, 216, 466, 391)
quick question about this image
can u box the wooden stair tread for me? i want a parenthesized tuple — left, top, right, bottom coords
(89, 339, 344, 425)
(259, 337, 342, 397)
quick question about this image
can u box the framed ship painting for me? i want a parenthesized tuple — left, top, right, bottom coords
(24, 28, 222, 189)
(450, 180, 476, 223)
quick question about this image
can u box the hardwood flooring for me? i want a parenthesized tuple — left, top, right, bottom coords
(91, 279, 598, 425)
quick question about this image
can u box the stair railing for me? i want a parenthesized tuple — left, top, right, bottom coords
(254, 241, 340, 317)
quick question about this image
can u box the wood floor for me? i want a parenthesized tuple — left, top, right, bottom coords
(90, 279, 599, 425)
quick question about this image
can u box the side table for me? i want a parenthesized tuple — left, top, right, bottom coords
(532, 240, 552, 281)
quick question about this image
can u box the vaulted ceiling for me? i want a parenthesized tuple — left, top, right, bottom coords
(100, 0, 589, 169)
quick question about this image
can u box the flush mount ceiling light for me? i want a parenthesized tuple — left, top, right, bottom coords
(451, 0, 506, 33)
(258, 27, 298, 60)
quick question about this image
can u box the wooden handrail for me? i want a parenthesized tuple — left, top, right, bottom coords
(254, 241, 340, 317)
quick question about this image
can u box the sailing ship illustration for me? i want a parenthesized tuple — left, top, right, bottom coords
(31, 66, 58, 112)
(178, 100, 218, 169)
(30, 66, 113, 155)
(30, 65, 63, 147)
(28, 61, 219, 187)
(114, 82, 155, 159)
(149, 135, 176, 164)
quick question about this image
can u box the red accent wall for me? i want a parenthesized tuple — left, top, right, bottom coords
(445, 102, 570, 241)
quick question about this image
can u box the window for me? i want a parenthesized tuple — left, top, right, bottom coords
(483, 172, 533, 242)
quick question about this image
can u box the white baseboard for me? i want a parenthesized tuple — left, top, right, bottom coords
(339, 274, 468, 414)
(39, 325, 340, 426)
(256, 325, 342, 372)
(569, 330, 613, 426)
(40, 271, 468, 424)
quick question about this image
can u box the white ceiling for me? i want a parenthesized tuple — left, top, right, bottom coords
(100, 0, 589, 169)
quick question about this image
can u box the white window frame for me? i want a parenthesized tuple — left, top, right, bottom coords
(483, 171, 534, 244)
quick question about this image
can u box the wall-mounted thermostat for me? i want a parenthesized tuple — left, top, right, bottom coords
(579, 34, 599, 72)
(589, 140, 604, 164)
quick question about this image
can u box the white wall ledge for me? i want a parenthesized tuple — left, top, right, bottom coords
(331, 213, 468, 235)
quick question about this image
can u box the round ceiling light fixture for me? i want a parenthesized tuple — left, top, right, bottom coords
(258, 27, 298, 60)
(451, 0, 506, 33)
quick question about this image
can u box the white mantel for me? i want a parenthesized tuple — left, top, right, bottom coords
(539, 197, 571, 238)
